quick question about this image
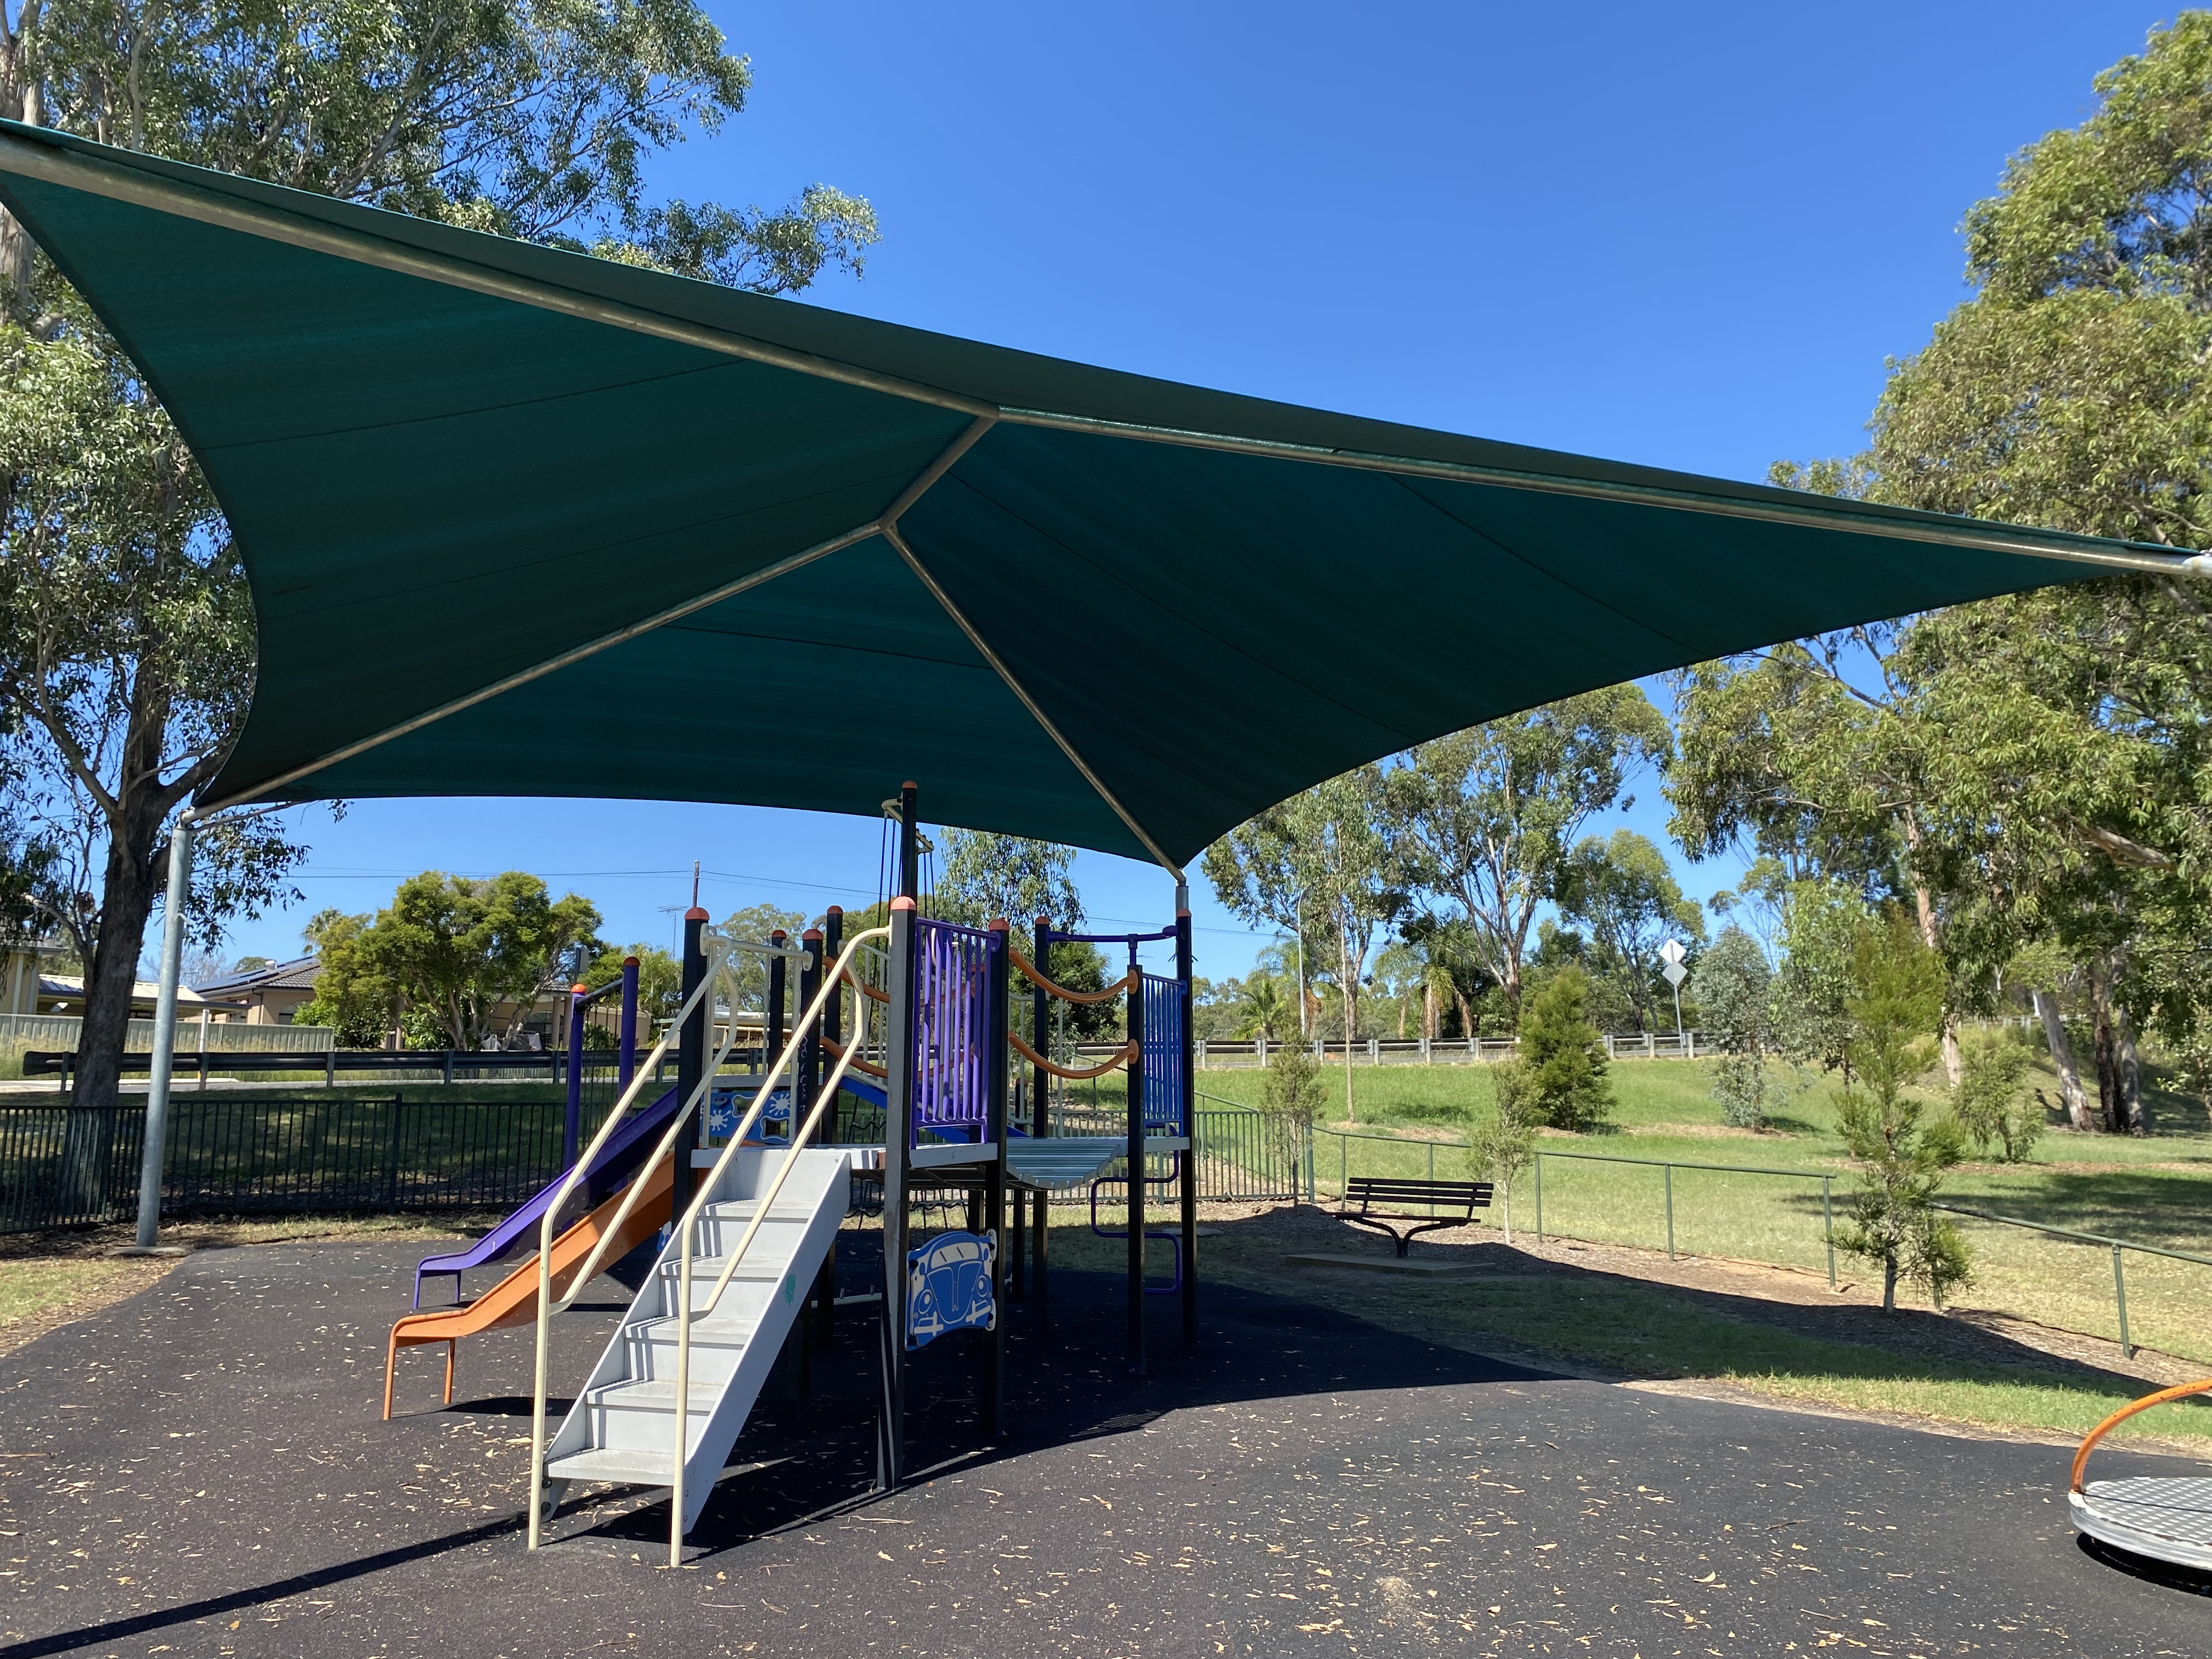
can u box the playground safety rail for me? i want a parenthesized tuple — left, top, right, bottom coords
(1929, 1201, 2212, 1360)
(663, 923, 890, 1565)
(527, 933, 773, 1549)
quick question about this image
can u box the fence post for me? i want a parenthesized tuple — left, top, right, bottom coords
(443, 1051, 454, 1087)
(1339, 1132, 1347, 1200)
(133, 818, 195, 1249)
(2113, 1244, 2133, 1358)
(1822, 1176, 1835, 1288)
(382, 1092, 404, 1211)
(1664, 1164, 1675, 1261)
(325, 1048, 336, 1088)
(1533, 1154, 1543, 1242)
(1304, 1120, 1314, 1203)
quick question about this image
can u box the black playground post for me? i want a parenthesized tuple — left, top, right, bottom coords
(815, 907, 843, 1348)
(877, 782, 921, 1488)
(1126, 938, 1146, 1375)
(674, 906, 708, 1228)
(1177, 886, 1198, 1344)
(984, 918, 1010, 1435)
(766, 930, 788, 1131)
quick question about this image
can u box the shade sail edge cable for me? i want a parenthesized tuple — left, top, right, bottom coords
(199, 520, 880, 809)
(200, 415, 1001, 809)
(1000, 407, 2211, 577)
(2, 126, 2202, 579)
(0, 129, 998, 423)
(879, 522, 1183, 879)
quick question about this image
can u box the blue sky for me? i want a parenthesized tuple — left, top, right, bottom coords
(210, 2, 2168, 980)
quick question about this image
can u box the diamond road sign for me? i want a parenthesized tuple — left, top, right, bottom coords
(1662, 960, 1689, 988)
(1658, 938, 1688, 967)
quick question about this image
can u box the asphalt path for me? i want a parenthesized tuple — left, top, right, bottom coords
(0, 1236, 2205, 1657)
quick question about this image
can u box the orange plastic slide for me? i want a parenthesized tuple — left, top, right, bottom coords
(382, 1156, 673, 1418)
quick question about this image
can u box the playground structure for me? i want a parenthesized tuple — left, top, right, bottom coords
(377, 785, 1195, 1559)
(8, 123, 2208, 1590)
(2069, 1379, 2212, 1572)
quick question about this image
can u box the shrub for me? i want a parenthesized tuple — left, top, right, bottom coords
(1694, 926, 1773, 1129)
(1470, 1063, 1539, 1243)
(1258, 1041, 1324, 1183)
(1833, 913, 1971, 1311)
(1951, 1032, 2041, 1163)
(1513, 967, 1613, 1131)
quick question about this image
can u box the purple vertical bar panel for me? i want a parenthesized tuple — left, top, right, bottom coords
(618, 955, 639, 1092)
(562, 983, 586, 1166)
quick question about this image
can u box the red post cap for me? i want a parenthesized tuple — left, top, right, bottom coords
(571, 983, 589, 995)
(684, 906, 708, 921)
(803, 927, 822, 941)
(988, 917, 1009, 933)
(622, 955, 639, 967)
(771, 929, 786, 944)
(891, 895, 916, 912)
(826, 904, 843, 917)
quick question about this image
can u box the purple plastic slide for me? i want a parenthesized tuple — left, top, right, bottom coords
(412, 1085, 681, 1307)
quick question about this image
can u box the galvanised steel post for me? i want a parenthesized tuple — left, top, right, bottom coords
(1125, 937, 1145, 1375)
(878, 890, 917, 1488)
(133, 817, 196, 1250)
(1822, 1176, 1835, 1288)
(1664, 1164, 1675, 1261)
(1176, 888, 1197, 1345)
(2113, 1244, 2133, 1358)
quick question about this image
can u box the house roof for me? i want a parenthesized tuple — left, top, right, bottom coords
(191, 955, 323, 996)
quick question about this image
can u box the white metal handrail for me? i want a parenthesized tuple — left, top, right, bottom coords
(526, 935, 752, 1547)
(665, 924, 889, 1565)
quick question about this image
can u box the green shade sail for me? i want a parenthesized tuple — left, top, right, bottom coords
(1, 121, 2196, 871)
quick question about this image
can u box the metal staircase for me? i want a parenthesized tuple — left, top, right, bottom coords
(539, 1145, 848, 1526)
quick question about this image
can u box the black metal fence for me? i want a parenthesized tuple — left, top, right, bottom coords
(0, 1094, 1306, 1236)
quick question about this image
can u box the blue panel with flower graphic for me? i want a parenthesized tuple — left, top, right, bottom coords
(905, 1230, 995, 1350)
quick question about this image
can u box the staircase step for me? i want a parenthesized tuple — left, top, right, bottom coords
(588, 1377, 728, 1413)
(545, 1446, 676, 1486)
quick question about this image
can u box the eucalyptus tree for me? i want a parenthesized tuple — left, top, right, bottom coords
(1552, 828, 1705, 1032)
(1389, 688, 1671, 1016)
(1753, 16, 2212, 1128)
(1204, 764, 1404, 1120)
(0, 0, 877, 1163)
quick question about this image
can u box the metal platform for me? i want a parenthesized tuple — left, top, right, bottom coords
(2072, 1476, 2212, 1571)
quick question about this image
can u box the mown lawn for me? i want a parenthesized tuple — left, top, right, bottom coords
(1182, 1052, 2212, 1364)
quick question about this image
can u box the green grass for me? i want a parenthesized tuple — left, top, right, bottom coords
(1048, 1213, 2212, 1451)
(1189, 1053, 2212, 1364)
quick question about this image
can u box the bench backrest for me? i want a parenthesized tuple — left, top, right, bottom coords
(1346, 1176, 1494, 1210)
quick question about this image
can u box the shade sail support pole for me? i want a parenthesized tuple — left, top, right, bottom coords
(880, 523, 1185, 881)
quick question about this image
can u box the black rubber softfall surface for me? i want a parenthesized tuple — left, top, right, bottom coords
(1, 1237, 2207, 1657)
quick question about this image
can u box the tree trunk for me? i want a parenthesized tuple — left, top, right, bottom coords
(2115, 1003, 2146, 1137)
(2090, 959, 2122, 1135)
(1881, 1254, 1898, 1313)
(1423, 981, 1436, 1041)
(64, 743, 172, 1216)
(1905, 871, 1961, 1088)
(2033, 989, 2092, 1132)
(1339, 931, 1356, 1124)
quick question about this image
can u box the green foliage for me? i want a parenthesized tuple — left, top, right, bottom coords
(1229, 972, 1294, 1042)
(1256, 1040, 1324, 1177)
(1833, 914, 1971, 1310)
(1509, 965, 1613, 1132)
(1952, 1031, 2043, 1163)
(1551, 827, 1704, 1032)
(0, 0, 874, 1110)
(1770, 879, 1870, 1073)
(1469, 1064, 1539, 1243)
(312, 871, 601, 1050)
(1695, 925, 1774, 1129)
(1388, 689, 1672, 1013)
(582, 942, 684, 1028)
(934, 830, 1084, 929)
(717, 903, 806, 1014)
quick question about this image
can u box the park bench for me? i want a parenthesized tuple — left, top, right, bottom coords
(1338, 1176, 1495, 1256)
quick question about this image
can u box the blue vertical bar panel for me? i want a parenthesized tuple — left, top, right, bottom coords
(562, 983, 586, 1167)
(618, 955, 639, 1092)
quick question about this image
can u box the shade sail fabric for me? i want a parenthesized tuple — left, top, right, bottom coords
(0, 122, 2194, 870)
